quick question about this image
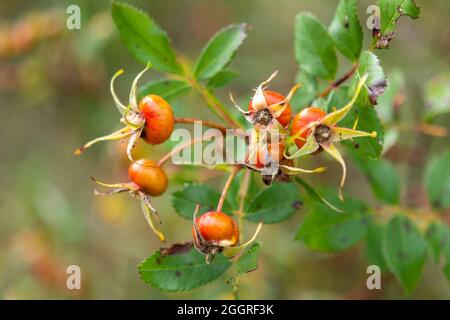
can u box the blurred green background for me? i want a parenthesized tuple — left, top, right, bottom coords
(0, 0, 449, 299)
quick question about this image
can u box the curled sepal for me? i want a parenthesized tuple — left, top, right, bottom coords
(222, 222, 263, 258)
(331, 126, 377, 142)
(110, 69, 127, 115)
(126, 127, 144, 161)
(129, 62, 152, 112)
(284, 132, 320, 159)
(229, 92, 254, 124)
(192, 204, 207, 252)
(252, 71, 279, 111)
(93, 187, 130, 197)
(74, 126, 133, 155)
(320, 142, 346, 202)
(91, 176, 138, 191)
(139, 193, 165, 242)
(279, 164, 326, 175)
(269, 84, 301, 118)
(321, 74, 368, 126)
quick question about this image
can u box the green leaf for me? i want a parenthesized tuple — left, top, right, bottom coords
(138, 246, 231, 291)
(382, 215, 427, 295)
(351, 155, 400, 205)
(366, 222, 389, 272)
(236, 242, 260, 275)
(294, 177, 343, 213)
(374, 0, 421, 49)
(339, 102, 385, 159)
(291, 69, 318, 111)
(329, 0, 363, 61)
(138, 79, 191, 101)
(425, 222, 450, 263)
(207, 70, 239, 90)
(296, 195, 371, 252)
(295, 13, 337, 80)
(194, 24, 248, 81)
(423, 72, 450, 120)
(172, 184, 232, 220)
(425, 149, 450, 209)
(244, 183, 302, 224)
(351, 51, 386, 105)
(111, 2, 183, 74)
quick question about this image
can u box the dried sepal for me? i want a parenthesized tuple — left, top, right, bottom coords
(320, 142, 347, 201)
(74, 126, 133, 155)
(110, 68, 127, 115)
(279, 164, 326, 175)
(140, 195, 165, 242)
(126, 127, 144, 161)
(331, 126, 377, 142)
(90, 176, 138, 191)
(222, 222, 263, 258)
(284, 132, 320, 159)
(129, 62, 152, 112)
(251, 71, 279, 111)
(321, 74, 368, 127)
(269, 83, 301, 118)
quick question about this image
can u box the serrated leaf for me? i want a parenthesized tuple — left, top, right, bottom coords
(351, 51, 386, 105)
(339, 101, 385, 159)
(111, 2, 183, 74)
(295, 13, 337, 80)
(194, 24, 247, 81)
(291, 69, 318, 111)
(366, 222, 389, 272)
(425, 150, 450, 209)
(172, 184, 232, 220)
(236, 242, 260, 275)
(138, 79, 191, 101)
(423, 72, 450, 120)
(329, 0, 363, 61)
(138, 247, 231, 291)
(374, 0, 420, 49)
(296, 195, 371, 252)
(207, 70, 239, 90)
(244, 183, 302, 224)
(382, 215, 426, 295)
(351, 154, 400, 205)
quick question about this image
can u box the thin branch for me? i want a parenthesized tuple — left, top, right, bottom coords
(318, 64, 359, 98)
(174, 117, 229, 134)
(157, 135, 213, 166)
(191, 80, 242, 128)
(217, 166, 241, 212)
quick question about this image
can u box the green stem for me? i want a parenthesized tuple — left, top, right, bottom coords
(191, 80, 242, 128)
(175, 57, 241, 128)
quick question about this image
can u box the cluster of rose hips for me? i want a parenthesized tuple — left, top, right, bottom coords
(232, 71, 376, 201)
(76, 63, 375, 262)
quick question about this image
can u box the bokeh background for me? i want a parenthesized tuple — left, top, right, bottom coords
(0, 0, 449, 299)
